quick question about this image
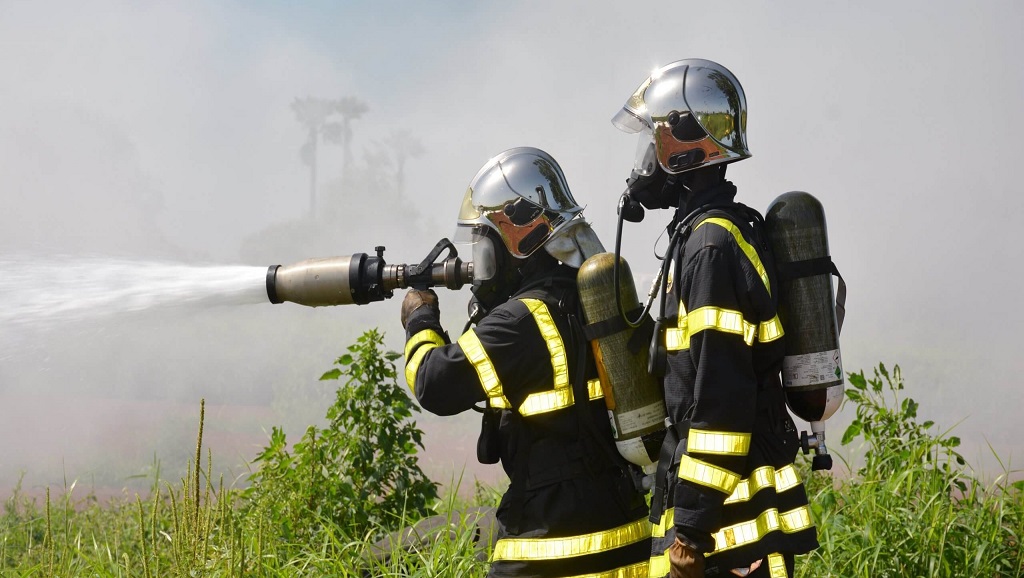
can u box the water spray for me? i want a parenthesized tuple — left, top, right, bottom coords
(265, 238, 472, 307)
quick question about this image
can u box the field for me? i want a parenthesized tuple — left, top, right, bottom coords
(2, 332, 1022, 577)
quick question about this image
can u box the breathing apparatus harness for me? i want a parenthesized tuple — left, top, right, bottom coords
(612, 166, 752, 377)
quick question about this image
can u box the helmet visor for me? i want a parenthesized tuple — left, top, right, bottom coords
(633, 136, 658, 177)
(611, 75, 653, 133)
(453, 224, 497, 281)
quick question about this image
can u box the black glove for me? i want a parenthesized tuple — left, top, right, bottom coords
(401, 289, 438, 329)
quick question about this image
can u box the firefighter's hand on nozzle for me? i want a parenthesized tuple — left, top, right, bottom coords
(668, 536, 705, 578)
(401, 289, 439, 329)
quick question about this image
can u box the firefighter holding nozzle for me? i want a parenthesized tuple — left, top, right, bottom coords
(401, 147, 652, 577)
(610, 60, 820, 577)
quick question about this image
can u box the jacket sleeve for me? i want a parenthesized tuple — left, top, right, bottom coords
(673, 243, 758, 551)
(404, 299, 552, 416)
(403, 302, 484, 416)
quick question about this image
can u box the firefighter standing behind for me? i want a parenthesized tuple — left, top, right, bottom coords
(401, 147, 652, 577)
(610, 60, 819, 577)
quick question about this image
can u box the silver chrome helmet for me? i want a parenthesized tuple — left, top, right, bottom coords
(612, 59, 751, 175)
(455, 147, 584, 280)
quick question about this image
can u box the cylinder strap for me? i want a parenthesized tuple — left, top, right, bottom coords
(776, 256, 846, 334)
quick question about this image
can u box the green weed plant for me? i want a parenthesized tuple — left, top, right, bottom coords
(3, 349, 1022, 577)
(798, 363, 1024, 577)
(240, 328, 438, 544)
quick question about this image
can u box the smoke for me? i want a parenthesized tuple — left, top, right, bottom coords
(1, 0, 1022, 495)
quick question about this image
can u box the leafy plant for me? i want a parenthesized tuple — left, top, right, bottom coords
(799, 363, 1024, 578)
(243, 328, 438, 543)
(841, 363, 966, 490)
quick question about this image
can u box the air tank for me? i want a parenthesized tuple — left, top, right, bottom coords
(765, 191, 843, 471)
(577, 252, 666, 468)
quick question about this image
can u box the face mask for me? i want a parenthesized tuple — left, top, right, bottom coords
(618, 164, 681, 224)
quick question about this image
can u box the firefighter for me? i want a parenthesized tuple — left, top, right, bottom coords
(401, 147, 652, 578)
(610, 60, 819, 577)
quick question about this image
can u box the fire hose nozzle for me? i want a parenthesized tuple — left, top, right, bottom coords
(266, 256, 364, 307)
(266, 239, 473, 308)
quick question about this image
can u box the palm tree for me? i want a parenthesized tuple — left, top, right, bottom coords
(291, 96, 340, 218)
(383, 131, 425, 195)
(332, 96, 369, 178)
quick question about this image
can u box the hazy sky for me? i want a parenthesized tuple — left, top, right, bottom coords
(2, 1, 1022, 488)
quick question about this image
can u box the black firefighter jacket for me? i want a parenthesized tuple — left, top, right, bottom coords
(404, 265, 651, 578)
(648, 200, 819, 577)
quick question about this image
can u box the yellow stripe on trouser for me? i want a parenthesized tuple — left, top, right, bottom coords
(649, 507, 806, 575)
(491, 517, 651, 561)
(767, 552, 788, 578)
(403, 329, 445, 393)
(563, 559, 650, 578)
(652, 465, 806, 532)
(649, 551, 788, 578)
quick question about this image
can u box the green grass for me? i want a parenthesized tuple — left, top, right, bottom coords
(2, 354, 1022, 577)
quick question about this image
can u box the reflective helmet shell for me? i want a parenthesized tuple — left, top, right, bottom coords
(612, 59, 751, 175)
(455, 147, 583, 259)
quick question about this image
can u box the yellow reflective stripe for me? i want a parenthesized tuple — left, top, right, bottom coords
(708, 506, 813, 555)
(489, 396, 511, 409)
(563, 560, 650, 578)
(759, 315, 784, 343)
(767, 553, 788, 578)
(666, 308, 784, 351)
(689, 306, 752, 342)
(696, 217, 770, 295)
(457, 329, 510, 407)
(519, 387, 574, 416)
(404, 329, 445, 360)
(518, 378, 605, 417)
(678, 455, 741, 495)
(664, 327, 686, 351)
(648, 551, 670, 577)
(723, 464, 802, 504)
(491, 517, 651, 562)
(404, 346, 432, 394)
(651, 509, 673, 538)
(403, 329, 445, 393)
(520, 298, 569, 390)
(687, 429, 751, 456)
